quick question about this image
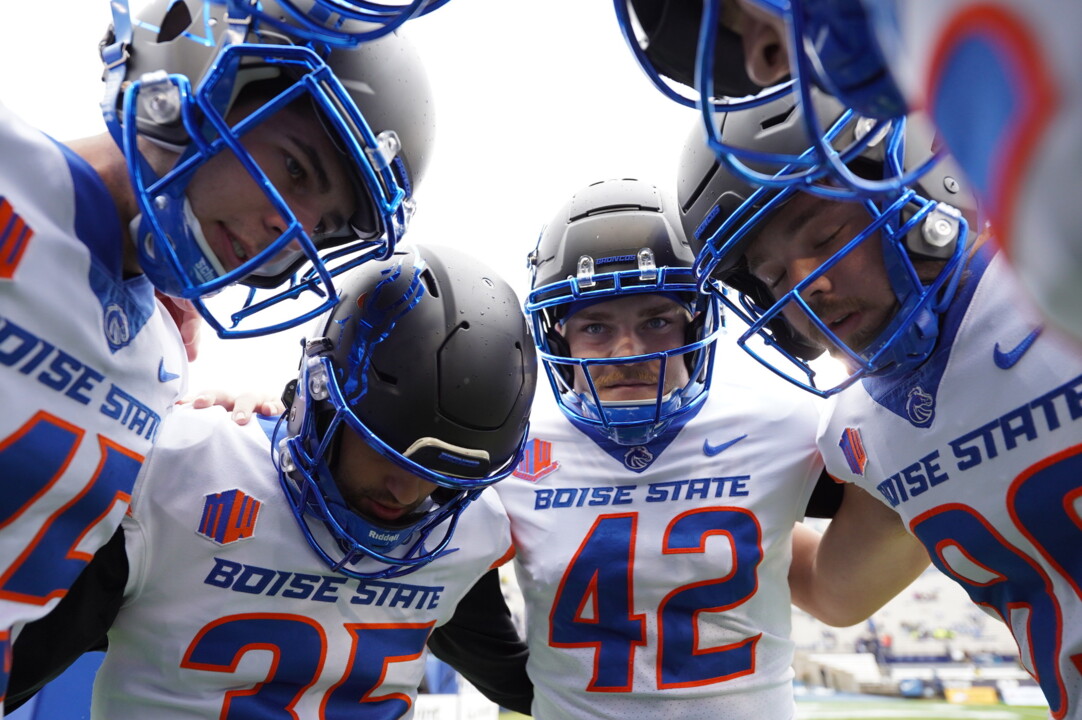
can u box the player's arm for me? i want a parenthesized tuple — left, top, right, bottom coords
(426, 569, 533, 715)
(6, 526, 128, 712)
(789, 482, 929, 627)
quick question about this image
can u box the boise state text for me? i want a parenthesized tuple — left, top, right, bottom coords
(875, 373, 1082, 507)
(204, 557, 446, 610)
(0, 316, 161, 440)
(533, 475, 750, 510)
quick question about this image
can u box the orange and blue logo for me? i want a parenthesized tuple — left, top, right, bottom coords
(839, 427, 868, 476)
(199, 489, 261, 545)
(0, 197, 34, 280)
(513, 438, 559, 482)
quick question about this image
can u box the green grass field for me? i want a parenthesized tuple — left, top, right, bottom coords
(499, 699, 1050, 720)
(792, 699, 1049, 719)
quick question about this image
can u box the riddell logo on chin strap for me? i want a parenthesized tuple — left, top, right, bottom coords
(369, 529, 402, 542)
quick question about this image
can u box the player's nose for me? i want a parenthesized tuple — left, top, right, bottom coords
(792, 257, 834, 300)
(611, 327, 647, 357)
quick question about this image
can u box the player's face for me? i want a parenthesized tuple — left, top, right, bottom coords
(744, 192, 898, 357)
(185, 99, 354, 275)
(334, 430, 438, 526)
(560, 294, 691, 402)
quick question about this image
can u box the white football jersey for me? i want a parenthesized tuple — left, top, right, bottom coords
(497, 342, 824, 720)
(0, 103, 186, 664)
(92, 405, 511, 719)
(867, 0, 1082, 340)
(819, 251, 1082, 718)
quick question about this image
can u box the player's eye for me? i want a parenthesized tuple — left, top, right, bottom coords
(284, 153, 306, 182)
(813, 225, 845, 251)
(756, 267, 785, 292)
(313, 212, 346, 239)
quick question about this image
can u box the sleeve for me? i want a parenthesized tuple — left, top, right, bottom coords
(803, 469, 844, 519)
(5, 526, 128, 713)
(426, 569, 533, 716)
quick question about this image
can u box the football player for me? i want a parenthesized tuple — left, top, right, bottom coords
(457, 178, 927, 718)
(0, 0, 432, 709)
(616, 0, 1082, 342)
(613, 0, 935, 198)
(679, 93, 1082, 717)
(4, 244, 536, 718)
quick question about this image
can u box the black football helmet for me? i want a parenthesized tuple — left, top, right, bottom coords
(275, 244, 536, 578)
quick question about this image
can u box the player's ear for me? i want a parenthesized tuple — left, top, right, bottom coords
(683, 312, 705, 346)
(682, 311, 709, 376)
(739, 5, 790, 87)
(545, 328, 576, 388)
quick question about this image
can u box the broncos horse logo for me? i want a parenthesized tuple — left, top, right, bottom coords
(906, 386, 936, 428)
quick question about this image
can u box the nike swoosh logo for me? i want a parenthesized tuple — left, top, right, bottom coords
(993, 327, 1042, 370)
(158, 358, 180, 383)
(703, 434, 748, 457)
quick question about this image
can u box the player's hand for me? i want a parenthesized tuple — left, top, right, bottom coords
(180, 389, 286, 425)
(157, 292, 202, 362)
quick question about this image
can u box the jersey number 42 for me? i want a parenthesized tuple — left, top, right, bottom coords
(549, 507, 762, 692)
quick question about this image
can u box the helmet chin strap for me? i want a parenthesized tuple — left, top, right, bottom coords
(100, 0, 134, 148)
(564, 387, 687, 446)
(142, 132, 190, 157)
(576, 390, 678, 409)
(129, 198, 227, 275)
(182, 198, 229, 278)
(313, 460, 424, 555)
(129, 196, 229, 300)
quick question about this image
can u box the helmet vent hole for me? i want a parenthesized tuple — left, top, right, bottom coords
(419, 268, 439, 298)
(158, 1, 193, 43)
(760, 106, 796, 131)
(682, 160, 721, 215)
(372, 364, 398, 386)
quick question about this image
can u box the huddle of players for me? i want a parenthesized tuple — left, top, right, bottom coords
(4, 0, 1081, 718)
